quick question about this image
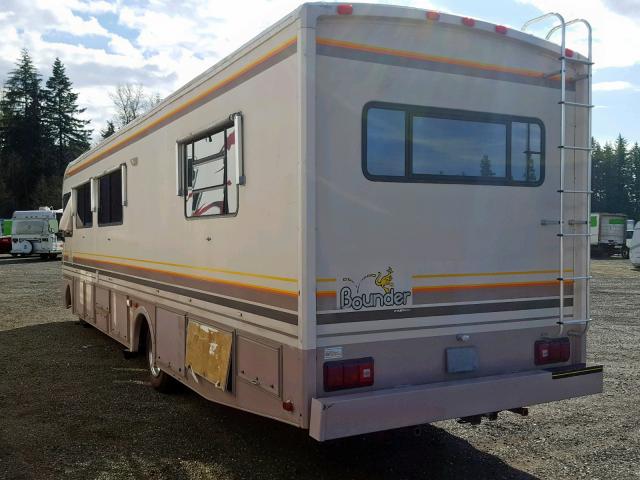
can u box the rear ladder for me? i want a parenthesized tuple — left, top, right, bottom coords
(522, 14, 593, 334)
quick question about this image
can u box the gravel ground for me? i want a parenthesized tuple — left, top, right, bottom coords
(0, 255, 638, 480)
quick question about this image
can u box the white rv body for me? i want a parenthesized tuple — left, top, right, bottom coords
(61, 3, 602, 441)
(10, 209, 63, 258)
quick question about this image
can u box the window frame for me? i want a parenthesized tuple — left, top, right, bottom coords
(74, 181, 93, 229)
(97, 167, 124, 227)
(181, 120, 237, 220)
(362, 101, 545, 187)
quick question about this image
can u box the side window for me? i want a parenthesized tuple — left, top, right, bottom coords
(98, 169, 123, 226)
(183, 123, 237, 218)
(62, 192, 71, 210)
(363, 103, 544, 186)
(75, 182, 92, 228)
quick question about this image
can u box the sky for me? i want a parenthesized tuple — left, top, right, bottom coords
(0, 0, 639, 144)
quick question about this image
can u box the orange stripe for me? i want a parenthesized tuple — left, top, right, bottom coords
(316, 290, 337, 297)
(412, 280, 572, 293)
(66, 37, 297, 178)
(316, 37, 563, 81)
(74, 255, 298, 298)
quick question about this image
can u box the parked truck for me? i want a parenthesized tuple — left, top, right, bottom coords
(59, 3, 602, 441)
(590, 213, 628, 257)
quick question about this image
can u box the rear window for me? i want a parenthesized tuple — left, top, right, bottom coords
(363, 102, 544, 186)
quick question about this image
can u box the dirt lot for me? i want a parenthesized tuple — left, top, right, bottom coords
(0, 255, 638, 480)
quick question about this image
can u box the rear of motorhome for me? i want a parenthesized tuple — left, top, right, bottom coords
(590, 212, 627, 257)
(61, 3, 602, 441)
(11, 208, 63, 259)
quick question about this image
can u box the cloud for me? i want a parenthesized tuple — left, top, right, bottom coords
(593, 81, 638, 91)
(517, 0, 640, 69)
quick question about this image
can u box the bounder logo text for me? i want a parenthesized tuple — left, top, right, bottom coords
(339, 267, 411, 311)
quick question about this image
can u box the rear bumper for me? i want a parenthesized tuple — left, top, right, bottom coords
(309, 365, 603, 441)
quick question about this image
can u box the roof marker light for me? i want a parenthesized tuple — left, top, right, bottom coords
(565, 48, 575, 58)
(426, 11, 440, 21)
(462, 17, 475, 27)
(337, 4, 353, 15)
(495, 25, 508, 35)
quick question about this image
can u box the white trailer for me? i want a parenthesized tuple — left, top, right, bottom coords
(10, 208, 64, 259)
(630, 222, 640, 267)
(60, 3, 602, 441)
(590, 212, 628, 257)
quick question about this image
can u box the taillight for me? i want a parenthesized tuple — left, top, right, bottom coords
(534, 338, 570, 365)
(323, 357, 374, 391)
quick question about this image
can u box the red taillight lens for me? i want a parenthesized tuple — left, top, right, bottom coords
(426, 11, 440, 21)
(337, 4, 353, 15)
(565, 48, 574, 58)
(323, 357, 374, 391)
(495, 25, 508, 35)
(462, 17, 475, 27)
(535, 338, 570, 365)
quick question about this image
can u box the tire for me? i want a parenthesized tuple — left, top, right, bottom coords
(622, 247, 630, 259)
(146, 329, 175, 393)
(40, 254, 48, 260)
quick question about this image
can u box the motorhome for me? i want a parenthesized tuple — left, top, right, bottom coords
(60, 3, 602, 441)
(590, 212, 627, 257)
(11, 208, 63, 259)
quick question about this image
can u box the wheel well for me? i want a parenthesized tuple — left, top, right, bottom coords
(136, 314, 150, 353)
(64, 285, 72, 309)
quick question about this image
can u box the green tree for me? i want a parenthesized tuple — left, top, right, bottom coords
(627, 142, 640, 220)
(42, 57, 91, 175)
(0, 49, 45, 213)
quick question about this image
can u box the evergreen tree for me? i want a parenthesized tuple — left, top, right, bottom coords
(479, 154, 495, 177)
(42, 57, 91, 175)
(0, 49, 45, 212)
(627, 143, 640, 220)
(100, 120, 116, 140)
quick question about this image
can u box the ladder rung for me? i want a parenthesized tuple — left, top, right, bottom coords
(559, 101, 594, 108)
(557, 276, 592, 281)
(557, 319, 592, 326)
(558, 233, 592, 237)
(558, 190, 592, 194)
(561, 56, 594, 66)
(559, 145, 593, 152)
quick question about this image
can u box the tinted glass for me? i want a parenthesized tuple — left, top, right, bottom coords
(365, 108, 406, 177)
(511, 122, 541, 182)
(98, 169, 122, 225)
(412, 117, 506, 177)
(76, 182, 92, 228)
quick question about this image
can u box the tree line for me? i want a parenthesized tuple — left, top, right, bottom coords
(0, 50, 160, 217)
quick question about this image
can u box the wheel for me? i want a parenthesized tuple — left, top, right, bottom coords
(10, 254, 17, 257)
(146, 329, 175, 392)
(40, 254, 48, 260)
(48, 253, 59, 260)
(622, 247, 630, 259)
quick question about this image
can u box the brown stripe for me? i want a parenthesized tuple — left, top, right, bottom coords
(317, 298, 573, 325)
(73, 256, 298, 311)
(63, 261, 298, 326)
(412, 283, 573, 305)
(66, 38, 297, 178)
